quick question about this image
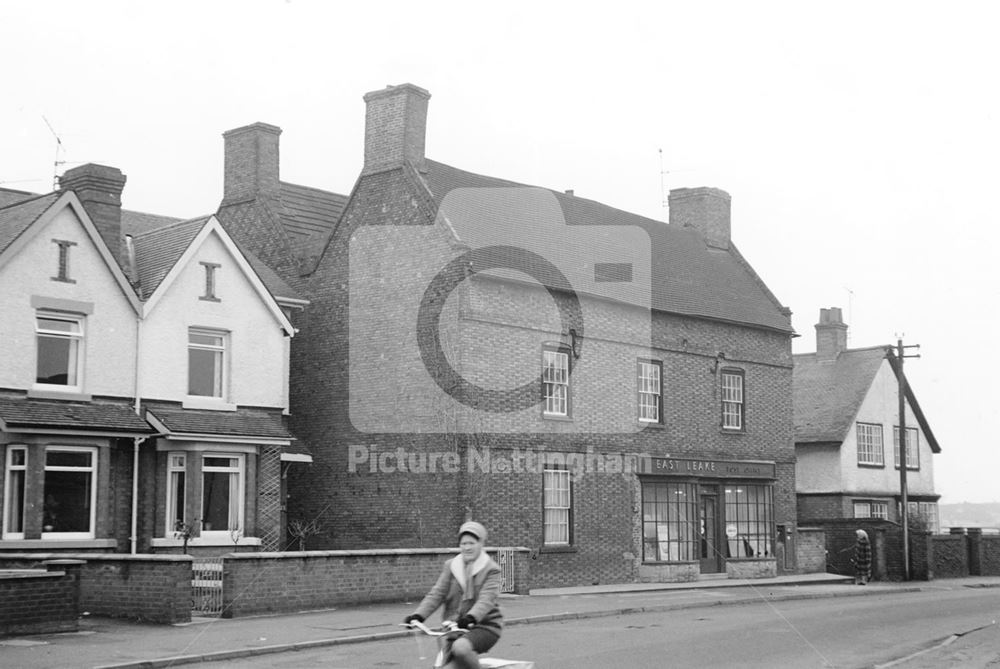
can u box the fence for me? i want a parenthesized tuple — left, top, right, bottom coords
(495, 548, 516, 593)
(191, 556, 224, 616)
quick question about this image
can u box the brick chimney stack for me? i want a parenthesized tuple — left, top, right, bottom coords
(362, 83, 431, 175)
(668, 187, 732, 250)
(815, 307, 849, 360)
(222, 122, 282, 204)
(59, 164, 127, 266)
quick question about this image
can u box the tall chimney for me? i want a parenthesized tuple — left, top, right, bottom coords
(222, 122, 282, 204)
(668, 187, 731, 250)
(362, 83, 431, 174)
(815, 307, 848, 360)
(59, 164, 127, 266)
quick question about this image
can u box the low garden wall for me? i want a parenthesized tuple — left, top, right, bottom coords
(0, 560, 81, 636)
(221, 547, 531, 618)
(0, 553, 192, 624)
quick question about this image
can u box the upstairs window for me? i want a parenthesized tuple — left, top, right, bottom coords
(188, 329, 227, 398)
(857, 422, 885, 466)
(721, 370, 744, 430)
(637, 360, 662, 423)
(542, 349, 570, 417)
(893, 426, 920, 470)
(36, 312, 84, 388)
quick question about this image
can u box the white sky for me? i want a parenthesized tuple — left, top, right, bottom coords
(3, 1, 997, 503)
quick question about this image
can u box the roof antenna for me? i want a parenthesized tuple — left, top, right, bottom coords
(659, 148, 669, 214)
(42, 115, 66, 191)
(843, 286, 854, 345)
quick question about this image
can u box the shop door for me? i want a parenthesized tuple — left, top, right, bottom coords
(700, 490, 722, 573)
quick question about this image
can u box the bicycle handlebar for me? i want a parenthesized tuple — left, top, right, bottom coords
(401, 620, 468, 636)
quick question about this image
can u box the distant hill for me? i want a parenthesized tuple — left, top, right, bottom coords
(939, 502, 1000, 530)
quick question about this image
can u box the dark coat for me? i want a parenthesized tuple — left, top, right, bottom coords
(412, 553, 503, 635)
(853, 537, 872, 578)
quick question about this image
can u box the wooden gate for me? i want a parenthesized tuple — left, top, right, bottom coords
(191, 557, 224, 616)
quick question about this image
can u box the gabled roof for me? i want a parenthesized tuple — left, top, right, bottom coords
(416, 159, 793, 333)
(793, 345, 941, 453)
(279, 181, 348, 263)
(0, 186, 37, 208)
(132, 215, 296, 333)
(0, 191, 142, 313)
(0, 395, 152, 435)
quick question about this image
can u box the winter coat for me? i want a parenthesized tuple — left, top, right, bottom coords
(853, 537, 872, 578)
(412, 552, 503, 636)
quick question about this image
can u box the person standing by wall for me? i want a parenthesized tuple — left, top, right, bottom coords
(853, 529, 872, 585)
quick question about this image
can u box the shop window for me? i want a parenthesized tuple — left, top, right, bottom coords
(641, 481, 698, 561)
(201, 453, 244, 535)
(36, 312, 84, 389)
(857, 422, 884, 466)
(3, 446, 27, 538)
(724, 484, 773, 558)
(637, 360, 662, 423)
(721, 370, 744, 430)
(43, 446, 97, 538)
(543, 466, 571, 545)
(893, 426, 919, 470)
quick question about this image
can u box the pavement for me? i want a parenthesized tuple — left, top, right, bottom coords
(2, 573, 999, 669)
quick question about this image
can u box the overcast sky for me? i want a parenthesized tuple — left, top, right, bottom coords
(3, 1, 997, 504)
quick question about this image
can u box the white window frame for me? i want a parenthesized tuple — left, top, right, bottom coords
(721, 370, 744, 430)
(200, 453, 245, 537)
(3, 446, 28, 539)
(543, 466, 571, 545)
(638, 360, 662, 423)
(35, 311, 85, 391)
(893, 426, 920, 470)
(42, 446, 97, 540)
(188, 328, 228, 399)
(542, 349, 570, 417)
(857, 422, 884, 466)
(853, 500, 888, 520)
(166, 453, 187, 535)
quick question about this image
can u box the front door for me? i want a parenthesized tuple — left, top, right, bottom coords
(700, 490, 722, 572)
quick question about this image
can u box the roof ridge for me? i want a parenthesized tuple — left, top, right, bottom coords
(279, 180, 348, 198)
(0, 189, 59, 213)
(130, 214, 211, 239)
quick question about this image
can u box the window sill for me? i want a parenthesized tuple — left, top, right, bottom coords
(720, 428, 746, 435)
(0, 538, 116, 549)
(29, 388, 92, 402)
(183, 398, 237, 411)
(857, 463, 886, 469)
(151, 536, 262, 548)
(542, 414, 573, 422)
(539, 545, 577, 554)
(638, 421, 665, 429)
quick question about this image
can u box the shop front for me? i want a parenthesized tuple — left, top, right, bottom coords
(637, 456, 778, 581)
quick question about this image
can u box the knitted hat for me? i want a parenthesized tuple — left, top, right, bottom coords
(459, 521, 487, 542)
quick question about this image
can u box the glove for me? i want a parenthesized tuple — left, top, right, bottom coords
(456, 614, 476, 629)
(403, 613, 424, 625)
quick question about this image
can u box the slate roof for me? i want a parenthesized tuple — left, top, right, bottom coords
(0, 192, 60, 257)
(416, 159, 793, 333)
(144, 403, 295, 440)
(279, 181, 347, 262)
(0, 187, 37, 208)
(131, 216, 212, 299)
(793, 346, 888, 444)
(0, 395, 152, 434)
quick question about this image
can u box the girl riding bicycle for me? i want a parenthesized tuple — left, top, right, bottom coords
(404, 521, 503, 669)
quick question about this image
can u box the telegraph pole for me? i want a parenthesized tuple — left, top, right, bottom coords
(896, 338, 920, 580)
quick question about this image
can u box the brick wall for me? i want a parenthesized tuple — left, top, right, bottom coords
(221, 548, 530, 618)
(930, 533, 967, 578)
(796, 528, 827, 573)
(0, 553, 192, 624)
(0, 562, 80, 636)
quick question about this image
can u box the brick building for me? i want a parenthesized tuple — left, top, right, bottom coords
(216, 83, 798, 586)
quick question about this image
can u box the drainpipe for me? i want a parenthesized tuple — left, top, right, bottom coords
(131, 315, 143, 554)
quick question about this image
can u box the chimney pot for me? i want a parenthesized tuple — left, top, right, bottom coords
(668, 187, 732, 249)
(59, 164, 127, 268)
(362, 83, 431, 174)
